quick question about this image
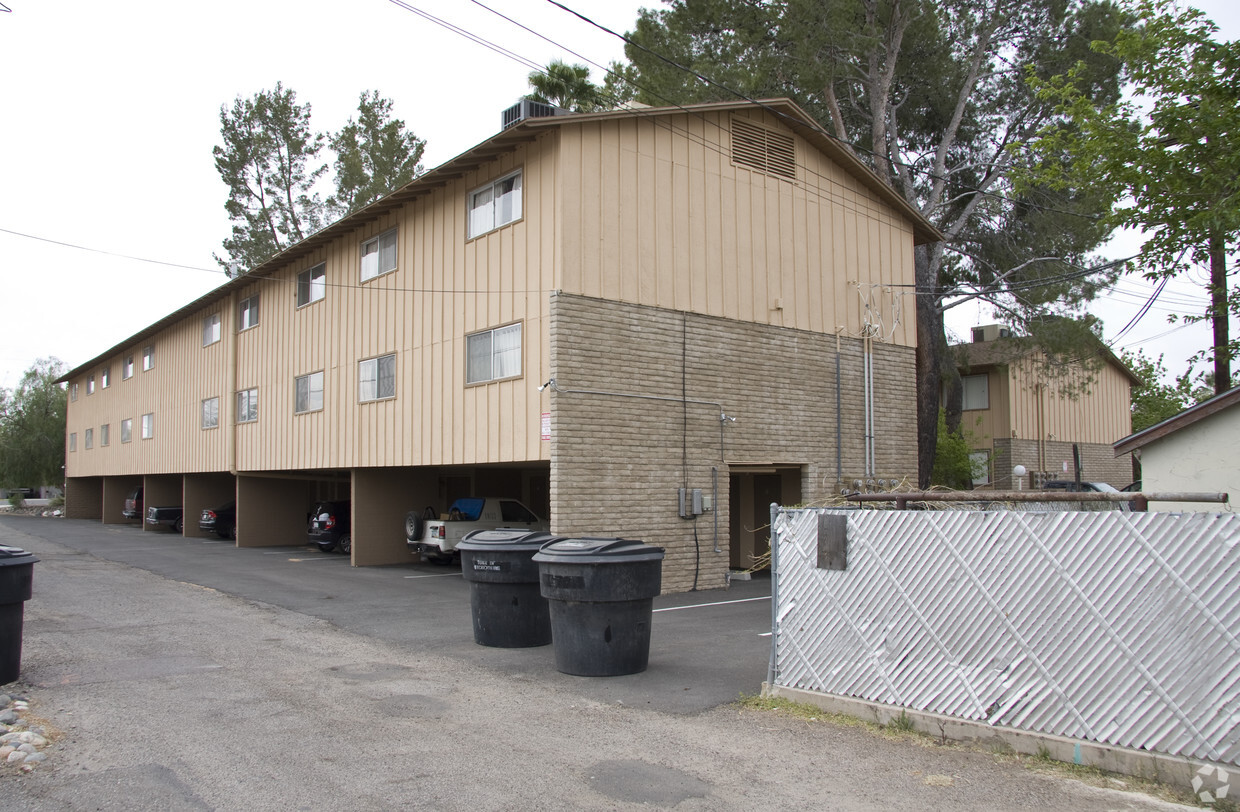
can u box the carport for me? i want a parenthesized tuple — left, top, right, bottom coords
(183, 473, 236, 538)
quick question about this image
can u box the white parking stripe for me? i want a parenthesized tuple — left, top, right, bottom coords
(652, 596, 770, 613)
(403, 572, 463, 579)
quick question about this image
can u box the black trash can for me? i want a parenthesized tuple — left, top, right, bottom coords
(533, 537, 665, 677)
(457, 529, 563, 648)
(0, 545, 38, 685)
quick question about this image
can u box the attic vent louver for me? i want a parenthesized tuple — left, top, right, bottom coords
(502, 99, 569, 130)
(731, 117, 796, 180)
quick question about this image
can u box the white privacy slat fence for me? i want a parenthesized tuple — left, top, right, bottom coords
(770, 509, 1240, 766)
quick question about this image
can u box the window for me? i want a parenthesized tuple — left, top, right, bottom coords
(500, 500, 539, 523)
(141, 413, 154, 440)
(962, 374, 990, 410)
(360, 229, 397, 282)
(121, 418, 133, 444)
(297, 263, 326, 306)
(87, 375, 96, 395)
(203, 313, 221, 346)
(359, 354, 396, 402)
(466, 323, 522, 384)
(468, 170, 522, 238)
(295, 371, 324, 414)
(237, 388, 258, 423)
(69, 433, 76, 452)
(143, 345, 154, 371)
(123, 355, 134, 379)
(238, 295, 260, 331)
(202, 397, 219, 429)
(100, 367, 110, 388)
(970, 451, 992, 486)
(70, 383, 78, 401)
(101, 423, 109, 447)
(84, 428, 93, 449)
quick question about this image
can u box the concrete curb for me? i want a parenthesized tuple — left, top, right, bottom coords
(765, 684, 1220, 796)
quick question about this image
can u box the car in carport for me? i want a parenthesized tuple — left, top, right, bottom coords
(199, 502, 237, 539)
(122, 486, 144, 520)
(308, 500, 351, 554)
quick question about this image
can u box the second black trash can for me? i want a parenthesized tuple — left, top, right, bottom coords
(0, 544, 38, 685)
(457, 529, 563, 648)
(533, 537, 665, 677)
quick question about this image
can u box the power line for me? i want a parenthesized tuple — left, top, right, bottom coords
(0, 226, 222, 275)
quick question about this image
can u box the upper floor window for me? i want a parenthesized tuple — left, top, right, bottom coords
(121, 418, 133, 443)
(237, 388, 258, 423)
(203, 313, 221, 346)
(360, 229, 397, 282)
(142, 345, 155, 371)
(962, 374, 989, 411)
(84, 428, 93, 450)
(86, 375, 96, 395)
(297, 263, 326, 307)
(69, 433, 77, 452)
(466, 323, 522, 384)
(238, 295, 260, 331)
(295, 371, 324, 414)
(141, 413, 154, 440)
(100, 423, 110, 447)
(359, 354, 396, 402)
(70, 383, 78, 401)
(100, 367, 110, 388)
(123, 354, 134, 379)
(468, 170, 522, 238)
(202, 397, 220, 429)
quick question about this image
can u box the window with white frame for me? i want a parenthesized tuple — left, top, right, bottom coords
(84, 428, 93, 450)
(238, 295, 260, 331)
(69, 433, 76, 452)
(100, 367, 110, 388)
(237, 388, 258, 423)
(142, 345, 154, 371)
(141, 413, 154, 440)
(123, 355, 134, 379)
(970, 450, 991, 485)
(121, 418, 132, 443)
(360, 229, 397, 282)
(359, 354, 396, 402)
(295, 371, 324, 414)
(297, 263, 326, 307)
(203, 313, 221, 346)
(202, 397, 219, 429)
(466, 323, 522, 384)
(101, 424, 109, 447)
(87, 374, 95, 395)
(962, 374, 990, 410)
(468, 170, 522, 238)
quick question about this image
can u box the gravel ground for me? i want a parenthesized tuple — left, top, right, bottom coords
(0, 520, 1201, 811)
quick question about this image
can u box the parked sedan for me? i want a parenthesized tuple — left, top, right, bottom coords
(199, 502, 237, 540)
(146, 505, 184, 533)
(307, 500, 351, 554)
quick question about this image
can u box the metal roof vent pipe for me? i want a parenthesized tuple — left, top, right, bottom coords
(502, 99, 570, 130)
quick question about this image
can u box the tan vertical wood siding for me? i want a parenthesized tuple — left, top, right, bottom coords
(1009, 358, 1133, 445)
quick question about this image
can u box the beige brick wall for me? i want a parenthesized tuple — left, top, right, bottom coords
(549, 293, 917, 593)
(989, 439, 1134, 490)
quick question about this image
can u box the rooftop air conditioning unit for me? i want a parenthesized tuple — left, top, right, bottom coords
(502, 99, 569, 130)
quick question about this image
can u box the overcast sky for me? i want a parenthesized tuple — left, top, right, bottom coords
(0, 0, 1235, 390)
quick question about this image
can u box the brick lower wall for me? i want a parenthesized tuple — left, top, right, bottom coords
(549, 293, 918, 593)
(989, 438, 1134, 489)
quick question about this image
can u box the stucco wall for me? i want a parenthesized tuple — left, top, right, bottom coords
(1138, 406, 1240, 511)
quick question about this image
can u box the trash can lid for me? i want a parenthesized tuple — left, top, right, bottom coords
(533, 537, 664, 563)
(0, 544, 38, 565)
(457, 529, 562, 551)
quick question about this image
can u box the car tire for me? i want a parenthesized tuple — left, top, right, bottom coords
(173, 516, 184, 534)
(405, 511, 424, 542)
(338, 535, 352, 555)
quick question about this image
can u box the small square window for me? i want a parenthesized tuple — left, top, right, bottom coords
(100, 367, 110, 388)
(238, 295, 260, 331)
(468, 170, 522, 238)
(87, 375, 96, 395)
(466, 323, 522, 384)
(237, 388, 258, 423)
(141, 413, 154, 440)
(142, 346, 155, 371)
(297, 263, 326, 307)
(360, 229, 398, 282)
(295, 371, 324, 414)
(84, 428, 93, 449)
(101, 424, 110, 447)
(121, 418, 133, 444)
(203, 313, 221, 346)
(359, 354, 396, 402)
(202, 397, 220, 429)
(123, 355, 134, 379)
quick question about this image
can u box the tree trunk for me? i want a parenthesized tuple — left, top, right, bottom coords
(1210, 231, 1231, 395)
(915, 244, 942, 488)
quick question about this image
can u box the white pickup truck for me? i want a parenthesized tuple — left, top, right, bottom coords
(406, 497, 549, 563)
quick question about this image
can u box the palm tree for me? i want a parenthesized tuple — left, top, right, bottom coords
(526, 60, 604, 112)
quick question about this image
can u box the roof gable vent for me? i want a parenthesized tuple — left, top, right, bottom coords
(502, 99, 569, 130)
(731, 117, 796, 180)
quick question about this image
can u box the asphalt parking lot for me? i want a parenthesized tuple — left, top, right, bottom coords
(3, 516, 774, 714)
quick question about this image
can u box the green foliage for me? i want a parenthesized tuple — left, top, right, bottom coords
(328, 90, 426, 218)
(888, 710, 916, 733)
(931, 410, 976, 489)
(1123, 349, 1190, 431)
(0, 358, 67, 490)
(526, 60, 606, 112)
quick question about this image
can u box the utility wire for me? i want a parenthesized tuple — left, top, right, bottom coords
(0, 226, 221, 275)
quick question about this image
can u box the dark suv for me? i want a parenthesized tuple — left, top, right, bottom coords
(307, 500, 351, 554)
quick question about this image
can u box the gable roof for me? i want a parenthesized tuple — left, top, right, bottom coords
(1114, 386, 1240, 455)
(953, 336, 1142, 386)
(58, 98, 942, 384)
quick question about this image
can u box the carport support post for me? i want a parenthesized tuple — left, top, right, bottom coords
(765, 502, 779, 692)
